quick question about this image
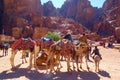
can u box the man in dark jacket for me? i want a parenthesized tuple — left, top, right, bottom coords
(91, 46, 102, 59)
(64, 30, 73, 43)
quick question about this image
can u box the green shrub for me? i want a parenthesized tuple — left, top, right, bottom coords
(45, 31, 61, 41)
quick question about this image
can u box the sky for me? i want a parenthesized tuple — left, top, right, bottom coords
(41, 0, 106, 8)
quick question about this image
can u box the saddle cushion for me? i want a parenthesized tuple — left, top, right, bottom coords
(11, 38, 36, 50)
(11, 39, 22, 50)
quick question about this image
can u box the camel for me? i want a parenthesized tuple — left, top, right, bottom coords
(45, 42, 62, 73)
(62, 41, 75, 72)
(75, 42, 90, 71)
(10, 38, 39, 70)
(91, 46, 102, 72)
(37, 38, 59, 72)
(36, 49, 48, 66)
(0, 42, 9, 56)
(93, 55, 101, 72)
(46, 39, 75, 73)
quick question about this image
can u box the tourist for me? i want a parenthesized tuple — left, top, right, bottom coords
(91, 46, 102, 60)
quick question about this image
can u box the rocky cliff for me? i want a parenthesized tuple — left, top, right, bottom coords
(0, 0, 4, 34)
(12, 16, 87, 39)
(42, 1, 57, 16)
(59, 0, 102, 30)
(1, 0, 89, 39)
(1, 0, 120, 42)
(93, 0, 120, 42)
(2, 0, 43, 35)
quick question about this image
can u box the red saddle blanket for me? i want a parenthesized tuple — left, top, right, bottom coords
(11, 38, 36, 50)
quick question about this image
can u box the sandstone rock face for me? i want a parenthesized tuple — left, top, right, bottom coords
(42, 16, 86, 35)
(115, 27, 120, 43)
(43, 1, 56, 16)
(59, 0, 99, 30)
(33, 27, 48, 39)
(93, 0, 120, 41)
(103, 0, 120, 10)
(12, 27, 22, 39)
(1, 0, 89, 39)
(0, 0, 4, 34)
(11, 15, 87, 39)
(3, 0, 43, 35)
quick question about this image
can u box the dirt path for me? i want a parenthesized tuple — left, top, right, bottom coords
(0, 46, 120, 80)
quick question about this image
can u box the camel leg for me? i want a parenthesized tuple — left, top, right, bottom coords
(23, 54, 27, 63)
(28, 52, 33, 69)
(34, 45, 40, 70)
(85, 55, 90, 71)
(24, 52, 28, 63)
(10, 50, 17, 68)
(50, 57, 55, 73)
(46, 51, 54, 72)
(22, 58, 24, 64)
(97, 61, 100, 72)
(25, 57, 27, 63)
(97, 62, 98, 72)
(33, 51, 39, 70)
(22, 51, 27, 64)
(4, 49, 8, 56)
(72, 59, 75, 71)
(22, 52, 25, 64)
(3, 49, 5, 56)
(95, 61, 97, 72)
(67, 55, 71, 72)
(46, 51, 53, 73)
(71, 54, 75, 71)
(56, 53, 62, 71)
(5, 50, 7, 56)
(80, 56, 83, 69)
(6, 49, 8, 56)
(76, 55, 80, 71)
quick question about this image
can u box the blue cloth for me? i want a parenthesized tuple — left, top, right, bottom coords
(42, 37, 53, 42)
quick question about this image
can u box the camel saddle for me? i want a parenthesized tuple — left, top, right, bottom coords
(11, 38, 36, 50)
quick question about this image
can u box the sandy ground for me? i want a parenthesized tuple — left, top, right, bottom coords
(0, 46, 120, 80)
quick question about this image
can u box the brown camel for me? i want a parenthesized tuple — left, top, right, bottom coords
(46, 39, 75, 73)
(75, 42, 90, 71)
(45, 42, 62, 73)
(10, 38, 39, 70)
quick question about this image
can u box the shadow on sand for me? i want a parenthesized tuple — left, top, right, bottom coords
(0, 55, 4, 58)
(0, 64, 111, 80)
(98, 70, 111, 78)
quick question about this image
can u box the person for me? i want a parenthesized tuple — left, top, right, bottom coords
(108, 37, 113, 48)
(64, 30, 73, 43)
(91, 46, 102, 60)
(21, 25, 33, 39)
(87, 46, 92, 61)
(79, 33, 88, 44)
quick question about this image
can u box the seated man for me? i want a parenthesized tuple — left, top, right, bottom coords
(22, 25, 33, 39)
(64, 30, 73, 43)
(79, 33, 87, 44)
(91, 46, 102, 60)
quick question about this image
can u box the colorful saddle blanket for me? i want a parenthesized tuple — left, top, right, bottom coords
(11, 38, 36, 50)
